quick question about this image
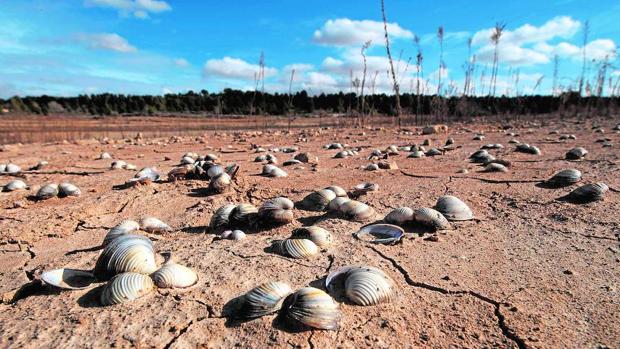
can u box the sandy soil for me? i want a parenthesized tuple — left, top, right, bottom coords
(0, 118, 618, 348)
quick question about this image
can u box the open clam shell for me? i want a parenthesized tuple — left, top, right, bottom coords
(103, 219, 140, 246)
(434, 195, 474, 221)
(40, 268, 95, 290)
(236, 281, 294, 319)
(384, 207, 414, 226)
(354, 182, 379, 194)
(413, 207, 451, 230)
(273, 238, 319, 259)
(546, 169, 582, 187)
(140, 216, 172, 233)
(151, 261, 198, 288)
(291, 226, 333, 248)
(563, 182, 608, 203)
(94, 234, 158, 280)
(283, 287, 341, 330)
(100, 272, 155, 306)
(353, 224, 404, 245)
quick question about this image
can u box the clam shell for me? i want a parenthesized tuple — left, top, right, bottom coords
(110, 160, 127, 169)
(566, 147, 588, 160)
(564, 182, 608, 203)
(291, 226, 333, 248)
(273, 238, 319, 259)
(384, 207, 414, 225)
(434, 195, 474, 221)
(36, 183, 59, 200)
(334, 151, 349, 158)
(209, 204, 235, 233)
(354, 182, 379, 194)
(413, 207, 451, 230)
(100, 152, 112, 159)
(353, 224, 404, 245)
(94, 234, 158, 280)
(254, 155, 267, 162)
(58, 182, 81, 197)
(299, 189, 336, 211)
(236, 281, 294, 319)
(338, 200, 375, 222)
(4, 179, 27, 192)
(151, 262, 198, 288)
(343, 267, 394, 306)
(103, 219, 140, 246)
(407, 150, 425, 158)
(207, 165, 224, 178)
(327, 197, 351, 212)
(482, 163, 508, 173)
(230, 230, 246, 240)
(40, 268, 95, 290)
(515, 143, 541, 155)
(229, 203, 259, 227)
(546, 169, 582, 187)
(5, 164, 21, 174)
(100, 272, 155, 306)
(208, 172, 231, 193)
(181, 156, 195, 165)
(425, 148, 443, 156)
(324, 186, 347, 198)
(259, 197, 294, 224)
(364, 164, 379, 171)
(284, 287, 341, 330)
(262, 164, 287, 177)
(140, 216, 172, 233)
(283, 159, 302, 166)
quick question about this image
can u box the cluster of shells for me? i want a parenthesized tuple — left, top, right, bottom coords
(210, 197, 295, 235)
(298, 185, 376, 222)
(169, 154, 240, 194)
(0, 163, 22, 174)
(110, 160, 137, 170)
(35, 182, 81, 200)
(40, 217, 196, 306)
(226, 265, 394, 330)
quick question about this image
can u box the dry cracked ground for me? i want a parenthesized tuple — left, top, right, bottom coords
(0, 118, 619, 348)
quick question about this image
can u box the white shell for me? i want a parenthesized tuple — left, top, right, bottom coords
(338, 200, 375, 222)
(151, 262, 198, 288)
(208, 172, 231, 193)
(140, 216, 172, 233)
(413, 207, 451, 230)
(110, 160, 127, 169)
(327, 197, 351, 212)
(434, 195, 474, 221)
(36, 183, 59, 200)
(343, 266, 394, 306)
(94, 234, 158, 280)
(354, 224, 404, 244)
(483, 163, 508, 173)
(546, 169, 582, 187)
(103, 219, 140, 245)
(100, 272, 155, 306)
(40, 268, 95, 290)
(230, 230, 246, 240)
(4, 179, 27, 192)
(324, 185, 347, 197)
(59, 182, 81, 197)
(259, 197, 294, 224)
(299, 189, 336, 211)
(384, 207, 414, 225)
(291, 226, 333, 247)
(5, 164, 21, 174)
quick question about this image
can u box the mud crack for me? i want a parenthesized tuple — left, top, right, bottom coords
(367, 245, 527, 349)
(163, 316, 205, 349)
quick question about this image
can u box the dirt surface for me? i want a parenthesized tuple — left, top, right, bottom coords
(0, 118, 619, 348)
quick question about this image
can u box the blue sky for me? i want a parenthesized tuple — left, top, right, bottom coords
(1, 0, 618, 98)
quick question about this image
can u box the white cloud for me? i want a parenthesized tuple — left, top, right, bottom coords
(84, 0, 171, 18)
(76, 33, 137, 53)
(534, 39, 617, 61)
(472, 16, 580, 46)
(174, 58, 190, 67)
(203, 57, 277, 80)
(282, 63, 314, 73)
(477, 43, 550, 66)
(313, 18, 413, 46)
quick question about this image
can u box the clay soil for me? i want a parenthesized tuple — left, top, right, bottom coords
(0, 117, 618, 348)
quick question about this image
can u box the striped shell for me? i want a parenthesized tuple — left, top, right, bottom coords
(40, 268, 95, 290)
(140, 216, 172, 233)
(59, 182, 81, 197)
(564, 182, 608, 203)
(94, 234, 158, 280)
(338, 200, 375, 222)
(434, 195, 474, 221)
(103, 219, 140, 246)
(229, 203, 259, 227)
(413, 207, 451, 230)
(384, 207, 414, 225)
(299, 189, 336, 211)
(236, 281, 294, 319)
(283, 287, 341, 330)
(546, 169, 582, 187)
(291, 226, 333, 248)
(151, 262, 198, 288)
(209, 204, 236, 233)
(273, 238, 319, 259)
(259, 197, 295, 224)
(100, 272, 155, 306)
(4, 179, 27, 192)
(342, 266, 394, 306)
(36, 183, 59, 200)
(354, 224, 404, 245)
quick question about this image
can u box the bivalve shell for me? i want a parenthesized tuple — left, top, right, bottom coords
(140, 216, 172, 233)
(299, 189, 336, 211)
(209, 204, 235, 233)
(273, 238, 319, 259)
(100, 272, 155, 306)
(103, 219, 140, 246)
(236, 281, 294, 319)
(259, 197, 294, 224)
(546, 169, 582, 187)
(283, 287, 341, 330)
(59, 182, 81, 197)
(36, 183, 59, 200)
(151, 262, 198, 288)
(41, 268, 95, 290)
(291, 226, 333, 247)
(434, 195, 474, 221)
(384, 207, 414, 226)
(353, 224, 404, 245)
(4, 179, 27, 192)
(338, 200, 375, 222)
(563, 182, 608, 203)
(565, 147, 588, 160)
(94, 234, 157, 280)
(413, 207, 451, 230)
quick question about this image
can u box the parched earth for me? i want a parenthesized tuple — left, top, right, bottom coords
(0, 118, 618, 348)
